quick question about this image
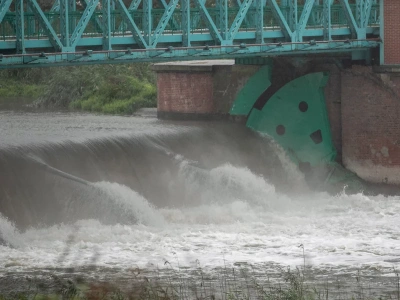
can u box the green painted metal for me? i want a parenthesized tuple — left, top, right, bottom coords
(0, 0, 12, 24)
(230, 63, 272, 116)
(289, 0, 297, 34)
(296, 0, 315, 42)
(102, 0, 112, 50)
(339, 0, 359, 39)
(70, 0, 99, 47)
(246, 72, 336, 166)
(28, 0, 63, 50)
(158, 0, 179, 31)
(266, 0, 292, 41)
(181, 0, 190, 47)
(217, 0, 228, 40)
(151, 0, 179, 47)
(113, 0, 147, 48)
(193, 0, 223, 44)
(255, 0, 263, 43)
(323, 0, 331, 40)
(60, 0, 70, 47)
(143, 0, 151, 45)
(228, 0, 253, 41)
(0, 1, 381, 68)
(15, 0, 23, 53)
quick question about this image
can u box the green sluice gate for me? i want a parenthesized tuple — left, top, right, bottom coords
(230, 65, 364, 192)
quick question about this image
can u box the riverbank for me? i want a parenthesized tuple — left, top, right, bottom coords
(0, 64, 157, 114)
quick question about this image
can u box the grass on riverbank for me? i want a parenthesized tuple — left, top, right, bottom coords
(2, 265, 399, 300)
(0, 64, 156, 114)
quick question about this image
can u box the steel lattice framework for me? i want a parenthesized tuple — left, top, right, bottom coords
(0, 0, 380, 68)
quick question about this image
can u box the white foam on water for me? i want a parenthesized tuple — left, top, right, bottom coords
(0, 164, 400, 278)
(92, 181, 166, 227)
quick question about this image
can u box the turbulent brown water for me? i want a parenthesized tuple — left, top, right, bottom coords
(0, 111, 400, 298)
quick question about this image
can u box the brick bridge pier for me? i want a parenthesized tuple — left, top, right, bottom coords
(152, 1, 400, 186)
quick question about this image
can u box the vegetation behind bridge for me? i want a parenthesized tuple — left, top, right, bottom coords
(0, 63, 157, 114)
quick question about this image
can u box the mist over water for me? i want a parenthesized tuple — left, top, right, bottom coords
(0, 112, 400, 295)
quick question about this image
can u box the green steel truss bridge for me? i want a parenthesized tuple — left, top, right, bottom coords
(0, 0, 380, 68)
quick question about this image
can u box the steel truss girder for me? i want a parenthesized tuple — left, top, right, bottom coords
(193, 0, 223, 44)
(361, 0, 372, 29)
(295, 0, 315, 42)
(102, 0, 112, 50)
(0, 0, 381, 68)
(113, 0, 148, 48)
(60, 0, 70, 47)
(228, 0, 253, 41)
(143, 0, 151, 44)
(70, 0, 99, 47)
(28, 0, 63, 50)
(289, 0, 297, 32)
(0, 0, 12, 24)
(0, 40, 380, 69)
(217, 0, 228, 40)
(151, 0, 180, 47)
(158, 0, 179, 31)
(255, 0, 263, 44)
(15, 0, 23, 53)
(181, 0, 190, 47)
(265, 0, 292, 41)
(339, 0, 359, 39)
(323, 0, 331, 40)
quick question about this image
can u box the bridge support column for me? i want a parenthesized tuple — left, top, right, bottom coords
(152, 60, 263, 120)
(342, 65, 400, 185)
(382, 0, 400, 65)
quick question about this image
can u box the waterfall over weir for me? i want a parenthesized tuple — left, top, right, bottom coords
(0, 120, 292, 231)
(1, 112, 400, 296)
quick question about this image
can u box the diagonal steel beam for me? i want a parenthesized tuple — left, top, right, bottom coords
(151, 0, 179, 47)
(296, 0, 315, 42)
(113, 0, 148, 48)
(128, 0, 141, 9)
(193, 0, 223, 44)
(116, 0, 141, 33)
(338, 0, 359, 39)
(265, 0, 292, 41)
(0, 0, 13, 25)
(228, 0, 253, 41)
(51, 0, 60, 11)
(158, 0, 180, 30)
(82, 0, 103, 33)
(28, 0, 63, 50)
(361, 0, 372, 29)
(233, 0, 252, 28)
(70, 0, 100, 47)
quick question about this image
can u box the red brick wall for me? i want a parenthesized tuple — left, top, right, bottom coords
(323, 67, 342, 163)
(157, 72, 214, 114)
(341, 66, 400, 184)
(384, 0, 400, 65)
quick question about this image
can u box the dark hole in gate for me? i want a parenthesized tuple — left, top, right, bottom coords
(299, 101, 308, 112)
(310, 130, 323, 144)
(276, 125, 286, 135)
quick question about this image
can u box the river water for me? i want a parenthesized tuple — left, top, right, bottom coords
(0, 111, 400, 298)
